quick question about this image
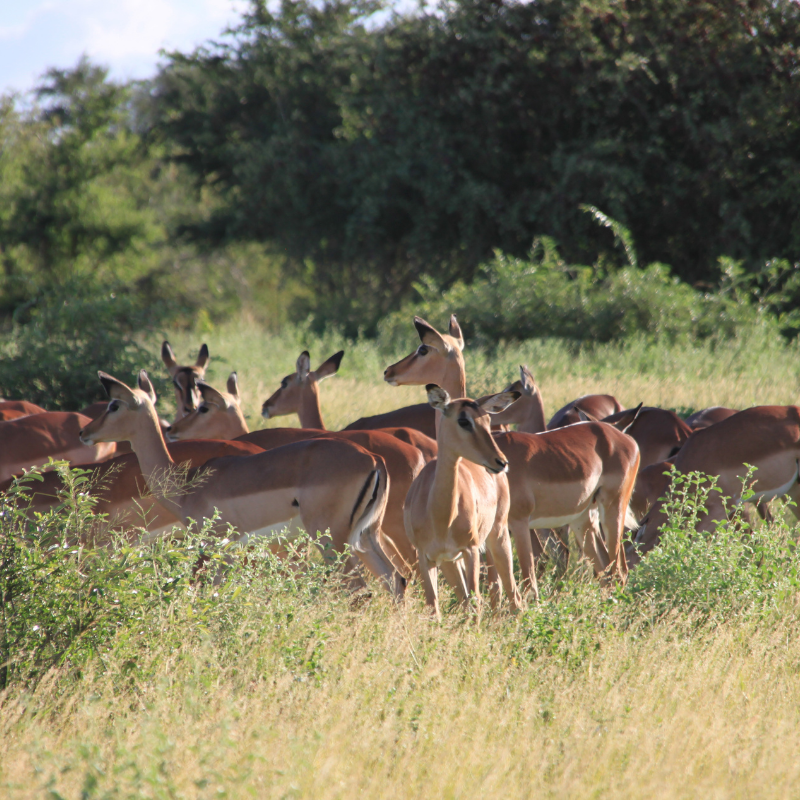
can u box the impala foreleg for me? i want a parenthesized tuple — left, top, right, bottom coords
(486, 524, 525, 610)
(418, 551, 440, 619)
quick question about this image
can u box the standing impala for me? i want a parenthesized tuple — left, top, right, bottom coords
(259, 349, 437, 462)
(166, 372, 426, 577)
(0, 411, 117, 483)
(162, 341, 209, 420)
(79, 371, 405, 597)
(385, 316, 640, 588)
(404, 385, 522, 618)
(629, 405, 800, 565)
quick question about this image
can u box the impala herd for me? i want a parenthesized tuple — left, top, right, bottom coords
(2, 314, 800, 618)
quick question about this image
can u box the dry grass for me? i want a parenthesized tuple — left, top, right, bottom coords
(3, 591, 800, 799)
(3, 317, 800, 798)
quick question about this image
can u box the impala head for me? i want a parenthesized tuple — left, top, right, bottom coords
(384, 315, 465, 388)
(487, 365, 540, 427)
(166, 373, 246, 441)
(262, 350, 344, 420)
(161, 340, 210, 419)
(427, 384, 519, 474)
(79, 371, 159, 445)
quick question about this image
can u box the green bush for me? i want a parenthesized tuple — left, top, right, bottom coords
(0, 280, 168, 410)
(625, 469, 800, 623)
(377, 241, 781, 348)
(0, 463, 352, 691)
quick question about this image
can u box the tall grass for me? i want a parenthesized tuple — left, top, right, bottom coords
(3, 318, 800, 797)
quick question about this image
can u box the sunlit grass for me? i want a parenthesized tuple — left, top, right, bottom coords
(3, 316, 800, 798)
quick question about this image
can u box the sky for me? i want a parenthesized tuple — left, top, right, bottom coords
(0, 0, 250, 97)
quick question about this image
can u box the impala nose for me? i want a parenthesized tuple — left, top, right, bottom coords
(495, 458, 508, 472)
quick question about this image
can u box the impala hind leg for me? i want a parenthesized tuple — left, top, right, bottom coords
(352, 522, 407, 600)
(509, 516, 537, 594)
(599, 494, 630, 585)
(571, 512, 610, 578)
(487, 523, 525, 610)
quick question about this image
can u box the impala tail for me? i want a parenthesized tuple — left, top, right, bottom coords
(348, 460, 405, 599)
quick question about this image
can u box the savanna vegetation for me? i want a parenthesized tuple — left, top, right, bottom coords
(2, 0, 800, 794)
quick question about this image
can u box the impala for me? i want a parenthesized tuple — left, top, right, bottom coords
(684, 406, 738, 430)
(3, 438, 266, 542)
(167, 372, 426, 576)
(629, 405, 800, 566)
(0, 411, 117, 483)
(259, 349, 437, 462)
(79, 371, 405, 597)
(162, 340, 209, 420)
(384, 316, 640, 588)
(0, 400, 46, 421)
(599, 407, 692, 470)
(404, 385, 522, 618)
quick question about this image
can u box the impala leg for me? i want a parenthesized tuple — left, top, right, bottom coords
(417, 551, 440, 619)
(572, 512, 610, 578)
(462, 547, 481, 596)
(487, 523, 526, 610)
(352, 522, 407, 600)
(530, 528, 545, 573)
(786, 481, 800, 520)
(510, 516, 537, 594)
(484, 548, 503, 611)
(600, 497, 630, 585)
(441, 560, 470, 608)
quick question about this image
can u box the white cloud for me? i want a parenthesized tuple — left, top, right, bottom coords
(0, 0, 249, 94)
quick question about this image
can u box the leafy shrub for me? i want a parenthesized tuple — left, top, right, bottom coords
(0, 464, 350, 691)
(625, 470, 800, 623)
(0, 280, 168, 410)
(377, 240, 781, 349)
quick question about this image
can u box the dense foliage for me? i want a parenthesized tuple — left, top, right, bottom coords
(154, 0, 800, 330)
(1, 0, 799, 340)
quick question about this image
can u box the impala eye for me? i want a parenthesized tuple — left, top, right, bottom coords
(199, 405, 210, 414)
(457, 417, 472, 430)
(108, 400, 120, 412)
(281, 378, 289, 389)
(417, 345, 429, 356)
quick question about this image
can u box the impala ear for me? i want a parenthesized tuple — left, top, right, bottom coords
(519, 365, 537, 396)
(196, 380, 227, 407)
(296, 351, 311, 381)
(574, 406, 599, 423)
(98, 371, 138, 405)
(315, 350, 343, 381)
(138, 370, 158, 405)
(161, 341, 178, 375)
(480, 390, 521, 414)
(195, 343, 210, 371)
(448, 315, 464, 350)
(414, 317, 448, 351)
(426, 383, 451, 412)
(607, 402, 643, 434)
(226, 372, 240, 402)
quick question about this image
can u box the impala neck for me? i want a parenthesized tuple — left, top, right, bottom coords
(226, 405, 250, 437)
(429, 447, 460, 533)
(434, 358, 467, 438)
(518, 388, 546, 434)
(129, 405, 181, 513)
(298, 382, 326, 430)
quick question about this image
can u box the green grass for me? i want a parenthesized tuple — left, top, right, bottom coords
(3, 316, 800, 798)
